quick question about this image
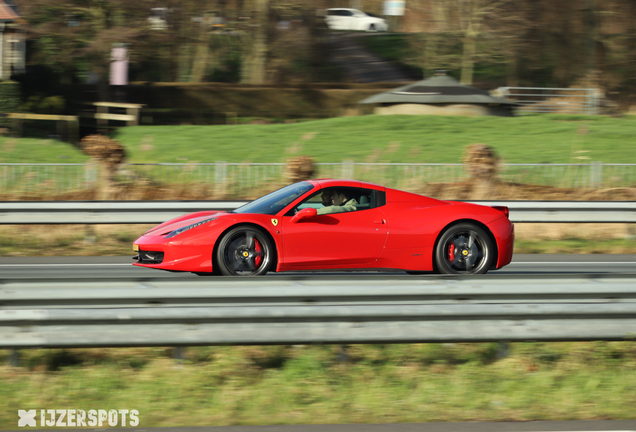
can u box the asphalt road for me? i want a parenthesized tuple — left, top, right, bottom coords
(326, 32, 414, 83)
(0, 254, 634, 279)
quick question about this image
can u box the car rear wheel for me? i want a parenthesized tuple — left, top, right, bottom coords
(435, 223, 493, 274)
(216, 226, 273, 276)
(368, 24, 376, 31)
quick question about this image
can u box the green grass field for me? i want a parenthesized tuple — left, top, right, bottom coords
(3, 342, 636, 428)
(0, 137, 88, 163)
(1, 115, 636, 164)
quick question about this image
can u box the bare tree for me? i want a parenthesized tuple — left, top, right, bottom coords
(451, 0, 511, 84)
(407, 0, 516, 84)
(240, 0, 269, 83)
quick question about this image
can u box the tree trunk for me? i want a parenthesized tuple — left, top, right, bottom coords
(241, 0, 268, 84)
(423, 34, 439, 77)
(505, 54, 518, 87)
(190, 28, 210, 83)
(460, 36, 476, 85)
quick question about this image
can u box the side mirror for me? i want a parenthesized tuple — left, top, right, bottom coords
(290, 207, 317, 223)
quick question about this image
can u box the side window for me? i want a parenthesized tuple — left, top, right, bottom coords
(356, 189, 372, 209)
(344, 10, 354, 16)
(295, 192, 325, 211)
(287, 187, 382, 216)
(373, 190, 386, 207)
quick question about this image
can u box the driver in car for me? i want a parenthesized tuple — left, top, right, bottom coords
(317, 189, 358, 215)
(321, 189, 333, 207)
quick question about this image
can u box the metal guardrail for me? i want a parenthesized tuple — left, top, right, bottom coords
(0, 200, 634, 224)
(2, 276, 636, 347)
(0, 201, 240, 224)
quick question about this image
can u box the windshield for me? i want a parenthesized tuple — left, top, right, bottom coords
(233, 182, 314, 215)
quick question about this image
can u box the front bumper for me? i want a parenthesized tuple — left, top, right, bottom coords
(132, 236, 213, 273)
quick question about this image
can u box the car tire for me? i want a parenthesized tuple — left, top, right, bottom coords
(215, 226, 273, 276)
(434, 223, 493, 274)
(368, 24, 376, 32)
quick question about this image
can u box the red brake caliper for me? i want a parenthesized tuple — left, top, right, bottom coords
(448, 243, 455, 262)
(254, 239, 262, 268)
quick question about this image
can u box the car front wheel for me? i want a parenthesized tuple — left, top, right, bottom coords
(216, 226, 273, 276)
(435, 223, 493, 274)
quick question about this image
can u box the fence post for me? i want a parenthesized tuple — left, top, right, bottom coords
(591, 161, 602, 188)
(341, 160, 354, 180)
(215, 161, 227, 198)
(588, 88, 600, 115)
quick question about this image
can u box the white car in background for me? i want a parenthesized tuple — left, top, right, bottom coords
(325, 8, 389, 32)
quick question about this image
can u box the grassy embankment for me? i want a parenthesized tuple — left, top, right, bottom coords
(0, 114, 635, 256)
(90, 114, 636, 164)
(2, 342, 636, 428)
(1, 114, 636, 164)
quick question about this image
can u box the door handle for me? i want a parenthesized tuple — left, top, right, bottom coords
(374, 220, 386, 224)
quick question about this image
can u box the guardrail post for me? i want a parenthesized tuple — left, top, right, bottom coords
(336, 345, 349, 363)
(84, 225, 97, 244)
(173, 347, 186, 366)
(497, 342, 509, 359)
(9, 349, 19, 367)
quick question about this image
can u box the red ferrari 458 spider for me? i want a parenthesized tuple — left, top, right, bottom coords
(133, 179, 514, 276)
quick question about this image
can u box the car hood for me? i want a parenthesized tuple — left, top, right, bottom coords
(143, 211, 232, 236)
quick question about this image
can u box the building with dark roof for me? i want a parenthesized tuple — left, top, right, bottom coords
(0, 0, 25, 80)
(359, 72, 518, 116)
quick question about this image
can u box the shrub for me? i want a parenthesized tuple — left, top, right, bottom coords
(0, 80, 21, 126)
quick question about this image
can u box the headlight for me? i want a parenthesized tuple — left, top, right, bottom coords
(164, 218, 217, 239)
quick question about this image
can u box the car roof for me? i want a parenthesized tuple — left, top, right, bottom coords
(308, 178, 385, 191)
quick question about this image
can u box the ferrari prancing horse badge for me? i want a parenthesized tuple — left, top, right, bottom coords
(271, 218, 278, 226)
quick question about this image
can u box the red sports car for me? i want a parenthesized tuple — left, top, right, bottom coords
(133, 179, 514, 276)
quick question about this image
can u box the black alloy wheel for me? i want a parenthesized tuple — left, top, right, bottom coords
(434, 223, 493, 274)
(216, 226, 273, 276)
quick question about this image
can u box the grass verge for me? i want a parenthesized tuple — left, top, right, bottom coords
(2, 342, 636, 428)
(0, 225, 635, 257)
(2, 115, 636, 164)
(514, 238, 636, 254)
(0, 224, 636, 257)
